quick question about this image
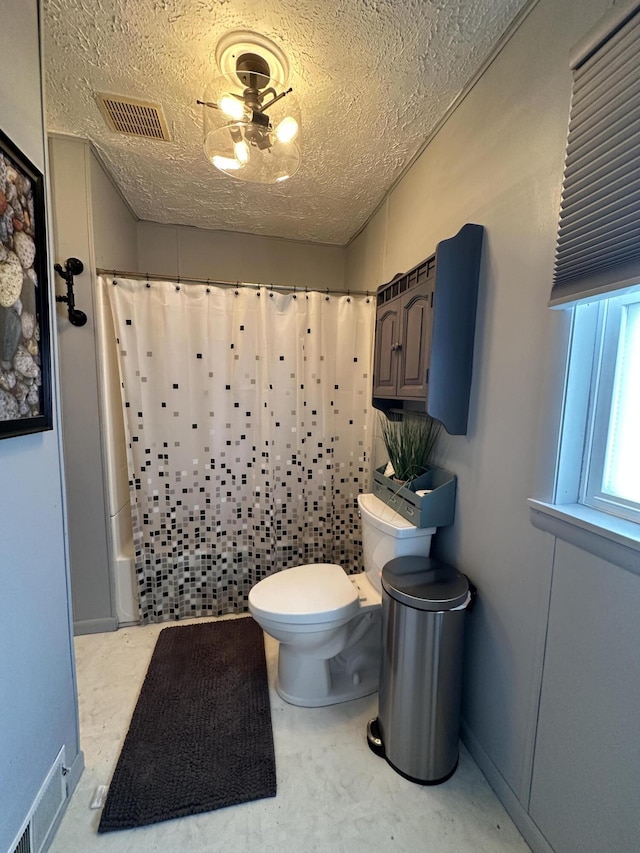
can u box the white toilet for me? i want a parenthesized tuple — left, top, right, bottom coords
(248, 493, 436, 707)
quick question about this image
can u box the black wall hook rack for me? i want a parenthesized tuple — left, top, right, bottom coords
(54, 257, 87, 326)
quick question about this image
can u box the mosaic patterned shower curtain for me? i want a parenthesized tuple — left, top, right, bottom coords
(104, 276, 375, 623)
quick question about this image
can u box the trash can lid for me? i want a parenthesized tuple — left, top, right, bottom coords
(381, 556, 469, 611)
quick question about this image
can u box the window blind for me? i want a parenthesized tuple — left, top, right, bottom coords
(550, 1, 640, 306)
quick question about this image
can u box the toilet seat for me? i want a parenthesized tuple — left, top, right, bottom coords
(249, 563, 359, 625)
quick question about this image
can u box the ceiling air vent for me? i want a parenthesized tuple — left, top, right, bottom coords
(96, 93, 170, 141)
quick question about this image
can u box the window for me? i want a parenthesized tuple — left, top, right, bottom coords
(581, 291, 640, 523)
(549, 3, 640, 530)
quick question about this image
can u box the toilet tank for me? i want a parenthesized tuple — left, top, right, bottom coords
(357, 493, 435, 593)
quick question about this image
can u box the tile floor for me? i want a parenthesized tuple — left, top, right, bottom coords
(50, 616, 530, 853)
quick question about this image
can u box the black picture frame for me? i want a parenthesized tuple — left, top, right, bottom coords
(0, 127, 53, 438)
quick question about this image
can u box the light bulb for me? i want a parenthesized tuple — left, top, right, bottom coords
(276, 175, 290, 183)
(234, 139, 250, 164)
(212, 155, 243, 171)
(219, 95, 247, 121)
(275, 116, 299, 144)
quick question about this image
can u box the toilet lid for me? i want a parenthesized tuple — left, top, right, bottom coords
(249, 563, 359, 625)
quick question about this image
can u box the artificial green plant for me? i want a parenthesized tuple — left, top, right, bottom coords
(380, 412, 442, 483)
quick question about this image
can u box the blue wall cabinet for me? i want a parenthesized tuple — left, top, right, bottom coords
(373, 224, 484, 435)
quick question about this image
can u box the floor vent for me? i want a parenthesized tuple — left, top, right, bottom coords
(9, 748, 67, 853)
(96, 93, 171, 141)
(11, 825, 30, 853)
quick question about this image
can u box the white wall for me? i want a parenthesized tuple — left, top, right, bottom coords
(347, 0, 640, 849)
(0, 3, 81, 849)
(137, 221, 348, 290)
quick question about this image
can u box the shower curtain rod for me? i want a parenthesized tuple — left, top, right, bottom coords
(96, 268, 374, 299)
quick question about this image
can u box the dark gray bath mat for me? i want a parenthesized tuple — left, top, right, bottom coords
(98, 617, 276, 832)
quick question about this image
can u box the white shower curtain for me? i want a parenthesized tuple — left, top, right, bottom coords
(104, 276, 375, 623)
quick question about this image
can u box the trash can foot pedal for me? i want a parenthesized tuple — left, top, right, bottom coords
(366, 717, 385, 758)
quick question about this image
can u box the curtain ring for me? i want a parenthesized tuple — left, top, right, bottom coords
(269, 284, 274, 298)
(347, 288, 351, 303)
(305, 286, 309, 300)
(145, 272, 150, 288)
(292, 285, 297, 299)
(325, 287, 330, 301)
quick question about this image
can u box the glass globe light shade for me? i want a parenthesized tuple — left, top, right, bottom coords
(202, 76, 301, 184)
(275, 115, 299, 143)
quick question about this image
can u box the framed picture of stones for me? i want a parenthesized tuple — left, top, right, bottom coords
(0, 127, 52, 438)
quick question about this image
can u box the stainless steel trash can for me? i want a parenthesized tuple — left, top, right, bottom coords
(367, 556, 471, 784)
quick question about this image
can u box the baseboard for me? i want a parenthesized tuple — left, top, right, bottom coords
(42, 751, 84, 853)
(461, 721, 554, 853)
(73, 617, 117, 636)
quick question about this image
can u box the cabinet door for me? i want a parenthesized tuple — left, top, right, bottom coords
(373, 302, 400, 397)
(397, 282, 432, 398)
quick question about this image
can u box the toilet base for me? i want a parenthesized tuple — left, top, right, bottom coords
(275, 657, 379, 707)
(275, 612, 381, 707)
(276, 658, 379, 708)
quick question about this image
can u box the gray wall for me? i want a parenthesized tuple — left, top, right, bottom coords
(39, 0, 640, 848)
(348, 0, 640, 850)
(137, 221, 347, 290)
(0, 3, 81, 850)
(528, 532, 640, 853)
(47, 155, 350, 634)
(49, 136, 138, 634)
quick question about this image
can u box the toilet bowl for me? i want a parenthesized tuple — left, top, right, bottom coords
(248, 493, 436, 707)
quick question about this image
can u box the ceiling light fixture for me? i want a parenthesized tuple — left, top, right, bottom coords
(198, 32, 301, 184)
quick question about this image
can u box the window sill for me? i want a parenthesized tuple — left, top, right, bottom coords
(528, 499, 640, 577)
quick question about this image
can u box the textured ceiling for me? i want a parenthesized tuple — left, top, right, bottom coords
(43, 0, 529, 245)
